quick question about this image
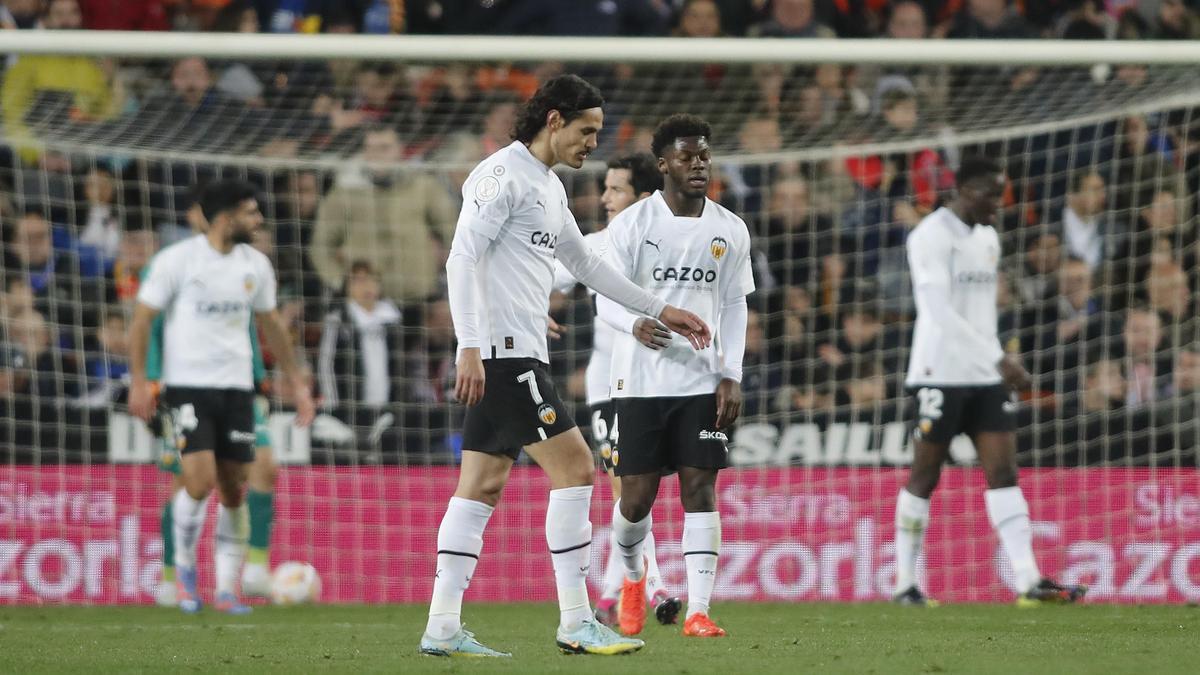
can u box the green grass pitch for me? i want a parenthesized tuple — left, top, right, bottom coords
(1, 603, 1196, 674)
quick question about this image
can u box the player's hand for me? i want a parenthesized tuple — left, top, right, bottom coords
(291, 377, 316, 428)
(633, 318, 672, 350)
(455, 348, 486, 406)
(998, 353, 1032, 392)
(715, 378, 742, 429)
(547, 315, 567, 340)
(658, 305, 711, 350)
(128, 380, 157, 422)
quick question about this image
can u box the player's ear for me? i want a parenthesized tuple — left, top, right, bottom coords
(657, 156, 668, 174)
(546, 109, 562, 132)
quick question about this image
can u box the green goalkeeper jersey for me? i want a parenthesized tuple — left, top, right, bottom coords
(140, 258, 267, 385)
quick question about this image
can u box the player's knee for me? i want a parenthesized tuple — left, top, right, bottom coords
(619, 497, 652, 523)
(680, 484, 716, 512)
(984, 463, 1018, 490)
(456, 475, 508, 507)
(216, 485, 244, 508)
(250, 457, 278, 491)
(905, 471, 940, 499)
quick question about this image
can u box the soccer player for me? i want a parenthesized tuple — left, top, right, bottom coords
(597, 114, 753, 639)
(894, 156, 1087, 607)
(551, 154, 682, 628)
(129, 179, 315, 615)
(152, 195, 280, 606)
(419, 74, 710, 658)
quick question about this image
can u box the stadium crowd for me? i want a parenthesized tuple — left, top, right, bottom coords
(1, 0, 1200, 465)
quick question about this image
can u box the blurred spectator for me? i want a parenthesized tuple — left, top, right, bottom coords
(107, 224, 157, 309)
(1151, 0, 1200, 39)
(478, 94, 520, 158)
(722, 115, 784, 217)
(836, 360, 888, 410)
(311, 125, 457, 313)
(1055, 257, 1103, 333)
(1119, 305, 1171, 406)
(2, 209, 104, 327)
(948, 0, 1031, 38)
(126, 56, 267, 153)
(1145, 261, 1196, 343)
(1169, 344, 1200, 397)
(763, 175, 834, 288)
(317, 260, 403, 410)
(740, 306, 780, 419)
(1, 275, 35, 323)
(1055, 0, 1113, 39)
(1014, 230, 1062, 306)
(327, 62, 414, 142)
(673, 0, 723, 37)
(78, 310, 128, 407)
(817, 301, 901, 374)
(3, 0, 41, 29)
(493, 0, 668, 37)
(0, 0, 123, 163)
(1061, 169, 1125, 272)
(1121, 188, 1197, 302)
(407, 298, 456, 404)
(77, 0, 168, 30)
(273, 169, 325, 302)
(76, 166, 121, 262)
(1110, 114, 1178, 213)
(749, 0, 835, 38)
(4, 308, 78, 397)
(1079, 358, 1127, 413)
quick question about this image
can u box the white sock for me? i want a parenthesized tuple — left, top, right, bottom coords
(894, 489, 930, 594)
(986, 486, 1041, 593)
(172, 489, 208, 570)
(682, 511, 720, 618)
(546, 486, 594, 632)
(426, 497, 493, 640)
(215, 504, 249, 595)
(601, 503, 624, 601)
(612, 500, 649, 582)
(644, 531, 667, 601)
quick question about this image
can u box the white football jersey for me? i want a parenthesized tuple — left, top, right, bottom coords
(452, 142, 597, 363)
(605, 193, 755, 398)
(552, 230, 613, 405)
(905, 207, 1005, 386)
(137, 235, 277, 390)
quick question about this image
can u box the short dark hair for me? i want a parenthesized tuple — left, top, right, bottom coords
(512, 74, 604, 144)
(651, 113, 713, 159)
(955, 155, 1003, 188)
(606, 153, 662, 195)
(349, 259, 377, 276)
(881, 87, 916, 112)
(198, 179, 258, 223)
(1070, 168, 1103, 193)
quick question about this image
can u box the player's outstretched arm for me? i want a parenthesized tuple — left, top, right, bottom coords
(127, 302, 160, 422)
(257, 309, 315, 427)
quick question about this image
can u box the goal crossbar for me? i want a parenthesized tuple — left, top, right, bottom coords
(5, 31, 1200, 65)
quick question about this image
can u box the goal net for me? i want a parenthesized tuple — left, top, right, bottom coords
(3, 34, 1200, 605)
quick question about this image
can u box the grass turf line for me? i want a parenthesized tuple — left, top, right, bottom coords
(0, 603, 1196, 674)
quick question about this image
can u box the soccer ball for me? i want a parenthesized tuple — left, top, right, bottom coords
(270, 561, 321, 605)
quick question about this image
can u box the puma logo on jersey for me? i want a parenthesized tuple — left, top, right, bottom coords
(535, 198, 546, 211)
(643, 239, 662, 253)
(699, 430, 728, 442)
